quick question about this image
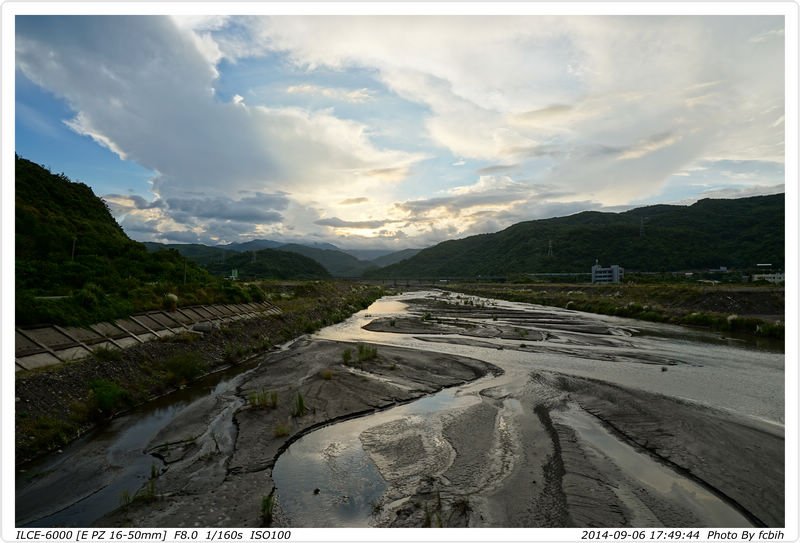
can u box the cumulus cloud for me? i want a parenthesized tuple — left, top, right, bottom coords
(241, 15, 784, 200)
(16, 15, 424, 233)
(16, 14, 785, 249)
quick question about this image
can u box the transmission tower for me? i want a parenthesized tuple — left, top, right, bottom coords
(547, 239, 554, 257)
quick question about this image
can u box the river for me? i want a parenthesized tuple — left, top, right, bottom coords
(16, 290, 785, 528)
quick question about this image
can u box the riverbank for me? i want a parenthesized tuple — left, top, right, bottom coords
(442, 282, 785, 340)
(92, 339, 497, 527)
(15, 282, 385, 464)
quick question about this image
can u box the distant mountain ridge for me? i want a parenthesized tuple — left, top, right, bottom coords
(367, 194, 785, 279)
(277, 244, 376, 277)
(203, 248, 330, 280)
(145, 240, 420, 277)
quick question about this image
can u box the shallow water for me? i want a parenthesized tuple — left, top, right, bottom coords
(273, 290, 783, 526)
(552, 406, 752, 527)
(272, 384, 482, 527)
(318, 291, 784, 425)
(16, 356, 264, 527)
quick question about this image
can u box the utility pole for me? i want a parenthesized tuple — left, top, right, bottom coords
(71, 236, 77, 262)
(640, 217, 648, 238)
(183, 260, 187, 284)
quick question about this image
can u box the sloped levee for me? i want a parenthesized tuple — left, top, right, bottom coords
(15, 302, 282, 371)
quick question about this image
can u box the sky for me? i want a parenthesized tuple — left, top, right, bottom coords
(14, 14, 786, 250)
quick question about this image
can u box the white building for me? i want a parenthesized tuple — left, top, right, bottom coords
(752, 273, 784, 284)
(591, 263, 624, 283)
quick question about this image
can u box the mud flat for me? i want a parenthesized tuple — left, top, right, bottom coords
(86, 339, 498, 527)
(18, 290, 784, 529)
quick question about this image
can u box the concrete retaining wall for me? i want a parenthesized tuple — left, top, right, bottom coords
(15, 301, 282, 372)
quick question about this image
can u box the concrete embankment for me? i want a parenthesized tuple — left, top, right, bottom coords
(15, 302, 283, 372)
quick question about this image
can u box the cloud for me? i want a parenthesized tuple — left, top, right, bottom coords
(477, 164, 519, 175)
(16, 15, 785, 249)
(286, 84, 374, 103)
(315, 217, 394, 229)
(339, 197, 369, 205)
(160, 230, 201, 243)
(616, 132, 681, 161)
(242, 15, 784, 199)
(749, 28, 784, 44)
(396, 176, 569, 217)
(166, 193, 288, 223)
(16, 15, 424, 215)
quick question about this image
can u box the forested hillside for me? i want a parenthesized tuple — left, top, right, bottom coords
(203, 248, 331, 280)
(369, 194, 784, 279)
(14, 157, 316, 325)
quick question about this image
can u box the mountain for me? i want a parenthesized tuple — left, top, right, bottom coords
(341, 248, 395, 261)
(368, 195, 785, 279)
(370, 248, 422, 268)
(221, 239, 284, 252)
(222, 239, 340, 252)
(15, 156, 212, 325)
(203, 248, 330, 280)
(278, 244, 376, 277)
(143, 242, 230, 266)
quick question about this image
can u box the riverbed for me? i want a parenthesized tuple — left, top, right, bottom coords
(16, 290, 785, 528)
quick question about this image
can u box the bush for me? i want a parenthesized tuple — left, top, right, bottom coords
(74, 283, 105, 309)
(356, 343, 378, 362)
(89, 379, 129, 418)
(164, 352, 205, 385)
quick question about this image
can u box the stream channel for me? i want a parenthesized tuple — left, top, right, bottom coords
(16, 290, 785, 528)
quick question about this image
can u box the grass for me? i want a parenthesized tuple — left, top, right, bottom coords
(273, 423, 291, 437)
(223, 344, 248, 363)
(292, 392, 307, 417)
(169, 331, 200, 344)
(320, 369, 333, 380)
(249, 389, 278, 409)
(92, 346, 122, 362)
(120, 490, 132, 507)
(342, 348, 353, 364)
(261, 494, 275, 526)
(356, 343, 378, 362)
